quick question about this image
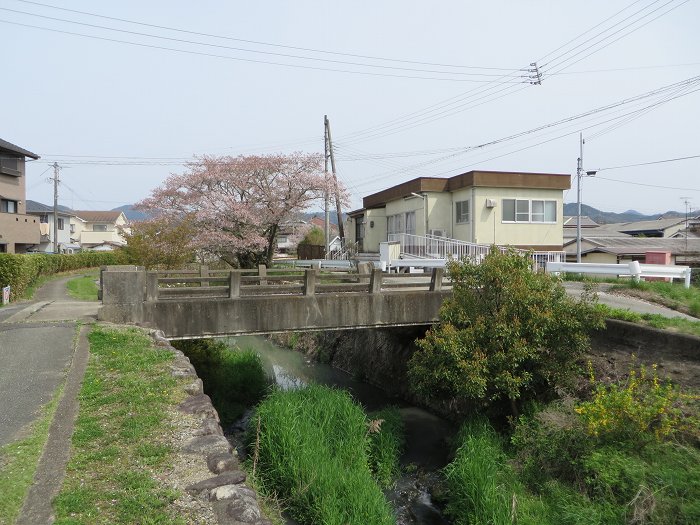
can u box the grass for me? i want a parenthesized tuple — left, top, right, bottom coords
(367, 407, 405, 489)
(248, 384, 395, 525)
(596, 304, 700, 337)
(172, 339, 269, 425)
(0, 385, 63, 525)
(53, 326, 187, 525)
(610, 279, 700, 318)
(66, 272, 100, 301)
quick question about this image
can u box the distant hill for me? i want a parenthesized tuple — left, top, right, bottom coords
(563, 203, 685, 224)
(111, 204, 150, 221)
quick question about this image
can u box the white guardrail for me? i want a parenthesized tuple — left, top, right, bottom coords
(546, 261, 692, 289)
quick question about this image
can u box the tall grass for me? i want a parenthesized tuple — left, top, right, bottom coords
(367, 407, 404, 489)
(443, 419, 513, 525)
(173, 339, 269, 425)
(248, 384, 394, 525)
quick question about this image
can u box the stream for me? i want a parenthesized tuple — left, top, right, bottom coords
(223, 335, 455, 525)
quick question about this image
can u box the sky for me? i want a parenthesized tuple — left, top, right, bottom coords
(4, 0, 700, 216)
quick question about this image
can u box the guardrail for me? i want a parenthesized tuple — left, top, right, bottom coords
(546, 261, 692, 288)
(149, 266, 448, 300)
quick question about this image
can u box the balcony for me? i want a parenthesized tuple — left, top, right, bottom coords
(79, 230, 125, 246)
(0, 213, 40, 246)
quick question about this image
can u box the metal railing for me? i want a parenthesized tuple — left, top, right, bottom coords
(328, 240, 359, 260)
(546, 261, 692, 288)
(387, 233, 565, 268)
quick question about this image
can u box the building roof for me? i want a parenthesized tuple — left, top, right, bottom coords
(0, 138, 40, 160)
(25, 200, 74, 216)
(563, 216, 599, 228)
(564, 236, 700, 256)
(362, 170, 570, 209)
(74, 210, 124, 223)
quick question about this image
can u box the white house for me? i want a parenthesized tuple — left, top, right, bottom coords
(346, 170, 571, 253)
(25, 200, 77, 253)
(71, 210, 128, 250)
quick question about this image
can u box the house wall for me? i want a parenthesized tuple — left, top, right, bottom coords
(362, 208, 387, 252)
(427, 192, 453, 237)
(0, 156, 40, 253)
(473, 187, 564, 248)
(30, 214, 73, 252)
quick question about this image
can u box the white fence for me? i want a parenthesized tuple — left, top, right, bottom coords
(546, 261, 692, 288)
(386, 233, 565, 270)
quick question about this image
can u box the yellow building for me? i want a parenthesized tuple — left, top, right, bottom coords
(346, 170, 570, 253)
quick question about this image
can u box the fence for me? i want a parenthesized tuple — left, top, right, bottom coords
(546, 261, 692, 288)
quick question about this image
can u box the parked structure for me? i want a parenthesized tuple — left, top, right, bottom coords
(0, 139, 41, 253)
(346, 170, 570, 253)
(71, 210, 128, 250)
(25, 200, 77, 253)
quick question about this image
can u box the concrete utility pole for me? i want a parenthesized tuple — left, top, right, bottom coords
(51, 162, 60, 253)
(681, 197, 691, 253)
(576, 134, 596, 263)
(324, 116, 345, 242)
(324, 115, 330, 257)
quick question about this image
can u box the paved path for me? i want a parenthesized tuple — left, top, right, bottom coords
(0, 274, 98, 524)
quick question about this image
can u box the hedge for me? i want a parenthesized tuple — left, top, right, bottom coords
(0, 251, 130, 301)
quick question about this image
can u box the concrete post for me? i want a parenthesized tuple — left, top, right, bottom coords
(369, 268, 383, 294)
(303, 269, 317, 296)
(685, 268, 692, 289)
(357, 261, 371, 283)
(229, 271, 241, 298)
(145, 271, 159, 301)
(429, 267, 444, 291)
(258, 264, 267, 286)
(200, 265, 209, 287)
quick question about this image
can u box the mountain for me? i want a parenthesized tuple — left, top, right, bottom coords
(111, 204, 150, 221)
(563, 203, 685, 224)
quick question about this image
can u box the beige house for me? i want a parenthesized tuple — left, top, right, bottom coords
(346, 170, 570, 253)
(0, 139, 41, 253)
(71, 210, 128, 250)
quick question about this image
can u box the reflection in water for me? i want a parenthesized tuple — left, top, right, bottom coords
(226, 335, 455, 525)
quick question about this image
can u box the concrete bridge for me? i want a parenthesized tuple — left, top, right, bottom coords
(99, 266, 451, 340)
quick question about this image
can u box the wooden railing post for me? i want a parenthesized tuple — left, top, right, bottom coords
(200, 264, 209, 287)
(228, 271, 241, 298)
(258, 264, 267, 286)
(303, 269, 317, 296)
(429, 267, 444, 291)
(369, 268, 383, 294)
(145, 271, 159, 301)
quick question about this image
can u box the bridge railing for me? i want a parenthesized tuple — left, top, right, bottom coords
(148, 265, 449, 301)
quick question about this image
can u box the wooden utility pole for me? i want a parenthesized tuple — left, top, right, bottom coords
(324, 116, 345, 241)
(51, 162, 60, 253)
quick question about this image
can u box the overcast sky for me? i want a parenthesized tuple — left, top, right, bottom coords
(4, 0, 699, 215)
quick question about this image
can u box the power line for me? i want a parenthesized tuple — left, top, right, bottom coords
(595, 176, 699, 192)
(12, 0, 520, 71)
(595, 154, 700, 171)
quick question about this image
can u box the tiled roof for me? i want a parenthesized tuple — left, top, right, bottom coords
(25, 199, 73, 216)
(0, 138, 40, 159)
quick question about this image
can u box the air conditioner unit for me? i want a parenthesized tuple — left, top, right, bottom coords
(429, 229, 446, 237)
(485, 198, 497, 208)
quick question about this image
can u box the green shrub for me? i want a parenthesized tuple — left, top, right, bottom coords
(248, 384, 394, 525)
(174, 339, 268, 425)
(0, 251, 129, 300)
(511, 401, 593, 489)
(367, 407, 404, 489)
(443, 419, 513, 525)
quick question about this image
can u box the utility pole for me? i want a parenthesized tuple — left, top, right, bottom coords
(324, 116, 345, 242)
(51, 162, 60, 253)
(324, 115, 330, 258)
(576, 133, 596, 263)
(681, 197, 691, 253)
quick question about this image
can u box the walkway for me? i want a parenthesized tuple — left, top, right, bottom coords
(0, 275, 98, 524)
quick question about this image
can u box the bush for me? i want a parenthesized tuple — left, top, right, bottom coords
(511, 401, 593, 489)
(575, 362, 699, 443)
(247, 385, 394, 525)
(173, 339, 268, 425)
(0, 251, 130, 300)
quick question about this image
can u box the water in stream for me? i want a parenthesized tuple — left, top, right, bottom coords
(223, 335, 455, 525)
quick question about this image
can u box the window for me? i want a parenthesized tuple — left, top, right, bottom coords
(39, 214, 48, 223)
(388, 212, 416, 235)
(0, 156, 20, 176)
(502, 199, 556, 223)
(93, 224, 108, 232)
(70, 223, 75, 234)
(57, 218, 64, 230)
(455, 200, 470, 223)
(405, 211, 416, 235)
(0, 199, 17, 213)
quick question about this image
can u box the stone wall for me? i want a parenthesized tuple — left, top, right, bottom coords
(151, 330, 272, 525)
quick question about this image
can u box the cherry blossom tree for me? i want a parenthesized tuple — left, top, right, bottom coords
(137, 152, 345, 268)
